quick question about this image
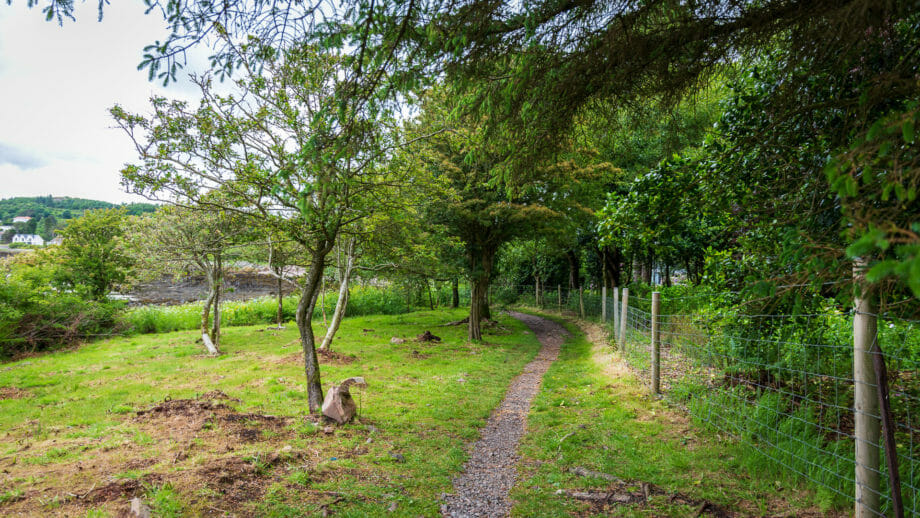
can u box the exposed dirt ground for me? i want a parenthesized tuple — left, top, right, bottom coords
(0, 390, 340, 517)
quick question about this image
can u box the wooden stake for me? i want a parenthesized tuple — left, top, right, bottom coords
(651, 292, 660, 394)
(619, 288, 629, 348)
(854, 259, 880, 518)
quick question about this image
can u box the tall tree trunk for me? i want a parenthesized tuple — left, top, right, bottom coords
(296, 241, 333, 414)
(482, 284, 491, 320)
(451, 277, 460, 308)
(642, 254, 653, 284)
(664, 263, 672, 287)
(426, 279, 434, 309)
(320, 238, 355, 352)
(468, 247, 496, 341)
(567, 250, 580, 290)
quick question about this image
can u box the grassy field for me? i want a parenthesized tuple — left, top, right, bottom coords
(0, 307, 845, 517)
(0, 309, 541, 517)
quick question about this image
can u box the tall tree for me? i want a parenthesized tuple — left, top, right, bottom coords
(57, 208, 134, 301)
(114, 40, 409, 412)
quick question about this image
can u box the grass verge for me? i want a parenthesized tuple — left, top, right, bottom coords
(510, 311, 846, 517)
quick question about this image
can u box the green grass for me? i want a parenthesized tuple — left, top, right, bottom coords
(510, 312, 836, 517)
(0, 308, 541, 516)
(124, 285, 435, 334)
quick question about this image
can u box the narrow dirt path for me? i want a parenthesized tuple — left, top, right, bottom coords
(442, 312, 568, 517)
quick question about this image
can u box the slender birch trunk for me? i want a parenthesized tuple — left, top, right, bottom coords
(320, 238, 355, 351)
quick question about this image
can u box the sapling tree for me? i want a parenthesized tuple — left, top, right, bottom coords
(130, 201, 249, 354)
(113, 40, 409, 412)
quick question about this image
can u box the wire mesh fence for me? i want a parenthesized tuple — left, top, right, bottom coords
(491, 282, 920, 517)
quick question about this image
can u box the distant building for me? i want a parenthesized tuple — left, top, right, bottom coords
(12, 216, 32, 224)
(0, 225, 12, 233)
(11, 234, 44, 246)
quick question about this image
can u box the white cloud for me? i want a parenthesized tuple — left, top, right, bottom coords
(0, 1, 208, 203)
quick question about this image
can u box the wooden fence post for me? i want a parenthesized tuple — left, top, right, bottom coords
(854, 260, 880, 518)
(613, 287, 619, 333)
(601, 285, 607, 323)
(619, 288, 629, 348)
(651, 291, 661, 394)
(557, 284, 562, 311)
(578, 286, 585, 318)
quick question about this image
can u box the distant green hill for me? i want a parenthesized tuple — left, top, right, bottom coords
(0, 196, 159, 241)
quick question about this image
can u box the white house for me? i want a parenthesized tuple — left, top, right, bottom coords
(12, 216, 32, 224)
(0, 225, 12, 233)
(12, 234, 44, 246)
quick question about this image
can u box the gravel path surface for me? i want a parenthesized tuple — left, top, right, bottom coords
(442, 312, 568, 517)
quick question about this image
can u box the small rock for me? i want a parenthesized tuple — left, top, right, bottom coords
(280, 445, 293, 453)
(322, 426, 334, 434)
(130, 497, 152, 518)
(387, 502, 398, 512)
(440, 505, 448, 514)
(322, 377, 367, 424)
(389, 452, 406, 463)
(366, 437, 373, 444)
(366, 424, 379, 433)
(390, 337, 405, 344)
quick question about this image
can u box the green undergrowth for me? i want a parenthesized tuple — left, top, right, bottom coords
(0, 309, 540, 516)
(511, 312, 838, 517)
(125, 285, 422, 334)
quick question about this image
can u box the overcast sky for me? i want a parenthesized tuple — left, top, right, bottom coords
(0, 2, 207, 203)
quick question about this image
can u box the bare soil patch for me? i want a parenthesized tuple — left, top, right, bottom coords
(0, 386, 31, 399)
(0, 390, 307, 517)
(317, 348, 358, 365)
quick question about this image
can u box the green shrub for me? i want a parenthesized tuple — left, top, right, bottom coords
(124, 285, 427, 335)
(0, 276, 124, 358)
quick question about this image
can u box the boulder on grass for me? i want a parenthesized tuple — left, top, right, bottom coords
(322, 377, 367, 424)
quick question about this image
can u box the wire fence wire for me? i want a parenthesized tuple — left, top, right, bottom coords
(491, 282, 920, 516)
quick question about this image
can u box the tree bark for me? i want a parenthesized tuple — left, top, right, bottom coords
(451, 277, 460, 308)
(567, 250, 580, 290)
(200, 258, 221, 355)
(211, 254, 222, 347)
(602, 246, 622, 289)
(296, 241, 333, 414)
(320, 238, 355, 352)
(276, 274, 284, 327)
(664, 263, 671, 287)
(642, 254, 653, 284)
(468, 247, 495, 341)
